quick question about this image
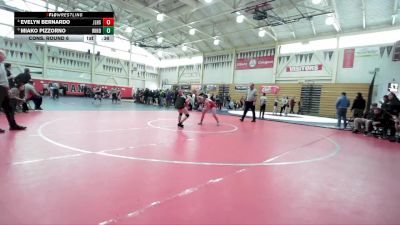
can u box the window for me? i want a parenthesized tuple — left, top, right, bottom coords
(339, 29, 400, 48)
(280, 38, 337, 54)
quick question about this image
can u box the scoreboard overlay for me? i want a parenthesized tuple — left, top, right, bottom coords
(14, 12, 114, 42)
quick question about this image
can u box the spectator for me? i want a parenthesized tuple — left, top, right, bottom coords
(23, 81, 43, 111)
(353, 103, 378, 134)
(15, 68, 31, 85)
(280, 96, 289, 116)
(297, 97, 302, 114)
(351, 92, 366, 118)
(8, 83, 25, 113)
(273, 96, 279, 115)
(259, 93, 267, 119)
(5, 63, 15, 88)
(0, 49, 26, 132)
(336, 92, 350, 129)
(289, 97, 296, 114)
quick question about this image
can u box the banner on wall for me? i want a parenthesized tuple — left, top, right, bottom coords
(343, 48, 355, 68)
(206, 85, 217, 92)
(355, 47, 379, 57)
(393, 41, 400, 61)
(191, 84, 201, 91)
(235, 56, 274, 70)
(388, 83, 399, 93)
(162, 84, 172, 90)
(286, 64, 323, 72)
(260, 85, 280, 94)
(235, 85, 248, 92)
(32, 79, 133, 98)
(180, 84, 191, 90)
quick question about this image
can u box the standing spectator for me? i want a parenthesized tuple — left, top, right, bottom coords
(23, 81, 43, 111)
(280, 96, 289, 116)
(210, 94, 215, 101)
(259, 93, 267, 119)
(225, 95, 231, 108)
(273, 96, 279, 115)
(216, 95, 222, 110)
(336, 92, 350, 129)
(386, 92, 400, 116)
(0, 49, 26, 133)
(351, 92, 366, 118)
(289, 97, 296, 114)
(5, 63, 15, 88)
(14, 68, 31, 85)
(52, 82, 60, 99)
(240, 83, 257, 122)
(297, 97, 302, 114)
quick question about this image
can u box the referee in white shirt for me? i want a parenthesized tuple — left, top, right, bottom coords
(240, 83, 257, 122)
(0, 50, 26, 133)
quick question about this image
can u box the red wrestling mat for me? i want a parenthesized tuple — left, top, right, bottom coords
(0, 111, 399, 224)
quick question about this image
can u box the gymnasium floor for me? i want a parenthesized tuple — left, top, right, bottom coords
(1, 97, 399, 224)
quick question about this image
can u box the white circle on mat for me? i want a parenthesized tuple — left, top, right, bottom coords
(147, 119, 239, 134)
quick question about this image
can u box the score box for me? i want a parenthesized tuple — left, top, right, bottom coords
(102, 26, 114, 35)
(102, 18, 114, 26)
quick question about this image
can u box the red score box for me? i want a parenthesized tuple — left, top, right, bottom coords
(102, 17, 114, 26)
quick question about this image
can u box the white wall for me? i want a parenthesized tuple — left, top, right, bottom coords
(276, 50, 336, 83)
(160, 67, 178, 84)
(234, 68, 274, 84)
(0, 37, 158, 88)
(202, 53, 233, 84)
(337, 45, 400, 102)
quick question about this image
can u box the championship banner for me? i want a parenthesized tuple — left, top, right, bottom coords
(388, 83, 399, 93)
(191, 84, 201, 91)
(260, 85, 280, 94)
(286, 64, 323, 72)
(235, 85, 248, 92)
(180, 84, 191, 90)
(235, 56, 274, 70)
(162, 84, 172, 90)
(206, 85, 217, 92)
(355, 47, 379, 57)
(343, 48, 355, 68)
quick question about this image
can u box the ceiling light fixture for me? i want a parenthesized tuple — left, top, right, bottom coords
(325, 14, 335, 25)
(125, 27, 133, 33)
(156, 13, 164, 22)
(311, 0, 322, 5)
(189, 28, 196, 35)
(236, 15, 245, 23)
(213, 39, 220, 45)
(157, 37, 163, 43)
(258, 29, 266, 37)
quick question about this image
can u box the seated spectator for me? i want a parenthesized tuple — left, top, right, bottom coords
(8, 83, 25, 112)
(23, 81, 43, 111)
(353, 103, 378, 134)
(365, 107, 384, 136)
